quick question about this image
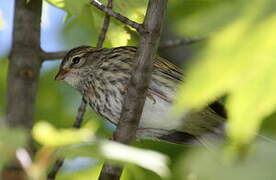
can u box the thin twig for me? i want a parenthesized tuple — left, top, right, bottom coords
(91, 0, 144, 33)
(47, 159, 64, 180)
(47, 98, 87, 180)
(73, 98, 88, 128)
(97, 0, 113, 48)
(41, 37, 202, 62)
(99, 164, 122, 180)
(47, 0, 113, 178)
(40, 50, 67, 61)
(159, 37, 205, 49)
(98, 0, 168, 179)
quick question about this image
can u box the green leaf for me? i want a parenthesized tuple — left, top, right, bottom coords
(45, 0, 147, 47)
(0, 128, 28, 170)
(46, 0, 90, 14)
(32, 121, 97, 146)
(64, 0, 90, 15)
(173, 0, 276, 150)
(99, 141, 170, 177)
(171, 0, 276, 36)
(62, 5, 99, 46)
(56, 163, 103, 180)
(0, 59, 8, 116)
(60, 140, 170, 178)
(107, 23, 131, 47)
(113, 0, 147, 24)
(45, 0, 65, 9)
(178, 141, 276, 180)
(173, 0, 245, 36)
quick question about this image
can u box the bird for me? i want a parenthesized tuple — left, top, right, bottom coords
(55, 46, 226, 145)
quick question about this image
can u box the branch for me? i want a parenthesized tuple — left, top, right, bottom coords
(98, 0, 168, 179)
(7, 0, 42, 128)
(40, 36, 204, 62)
(40, 50, 67, 60)
(115, 0, 167, 143)
(159, 37, 205, 49)
(73, 98, 88, 128)
(47, 159, 64, 180)
(47, 99, 87, 180)
(91, 0, 144, 33)
(97, 0, 113, 48)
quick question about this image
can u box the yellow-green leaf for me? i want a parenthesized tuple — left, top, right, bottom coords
(32, 121, 97, 146)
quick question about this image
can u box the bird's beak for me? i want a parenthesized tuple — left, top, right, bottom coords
(55, 68, 70, 81)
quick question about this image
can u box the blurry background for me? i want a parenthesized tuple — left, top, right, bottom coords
(1, 0, 276, 179)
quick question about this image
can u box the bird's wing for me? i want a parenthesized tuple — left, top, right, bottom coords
(153, 56, 183, 82)
(151, 56, 227, 119)
(146, 56, 183, 103)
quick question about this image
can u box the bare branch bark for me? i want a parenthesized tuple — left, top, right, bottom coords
(40, 50, 67, 60)
(73, 98, 87, 128)
(3, 0, 43, 179)
(47, 159, 64, 180)
(98, 0, 168, 179)
(41, 37, 202, 62)
(115, 0, 167, 148)
(97, 0, 113, 48)
(159, 37, 205, 49)
(7, 0, 42, 128)
(40, 36, 202, 62)
(91, 0, 144, 33)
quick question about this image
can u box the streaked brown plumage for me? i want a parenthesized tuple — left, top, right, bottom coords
(55, 46, 226, 144)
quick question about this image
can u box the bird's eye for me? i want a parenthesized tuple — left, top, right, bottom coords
(72, 56, 81, 64)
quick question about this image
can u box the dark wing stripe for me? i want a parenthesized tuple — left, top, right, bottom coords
(209, 101, 227, 118)
(147, 88, 172, 103)
(154, 57, 183, 82)
(159, 131, 198, 145)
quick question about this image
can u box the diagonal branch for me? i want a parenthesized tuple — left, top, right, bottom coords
(98, 0, 168, 179)
(91, 0, 144, 33)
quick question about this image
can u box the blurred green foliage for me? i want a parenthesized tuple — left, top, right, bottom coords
(29, 122, 170, 179)
(0, 59, 8, 118)
(178, 141, 276, 180)
(33, 121, 97, 146)
(173, 0, 276, 152)
(1, 0, 276, 179)
(0, 128, 28, 171)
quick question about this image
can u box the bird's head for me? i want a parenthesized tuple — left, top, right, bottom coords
(55, 46, 97, 88)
